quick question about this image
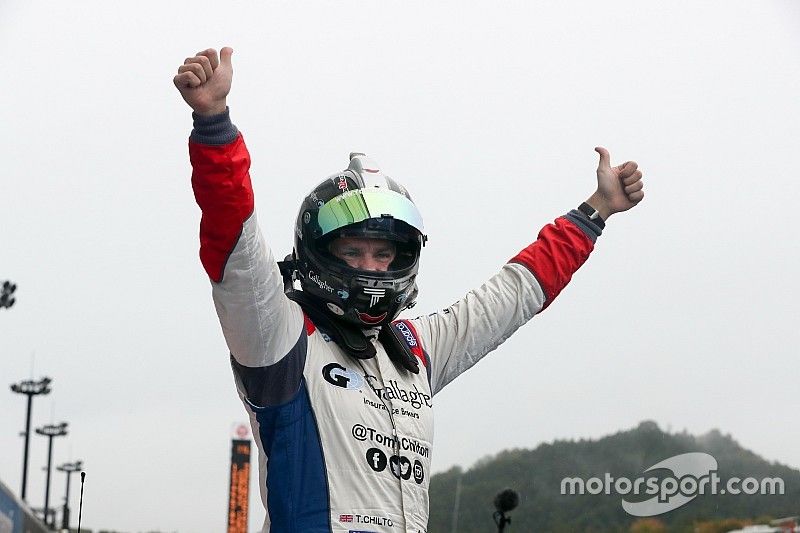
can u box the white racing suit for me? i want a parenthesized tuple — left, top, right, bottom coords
(189, 110, 602, 533)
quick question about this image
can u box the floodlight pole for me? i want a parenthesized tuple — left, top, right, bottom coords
(36, 422, 68, 527)
(10, 377, 52, 500)
(57, 460, 83, 531)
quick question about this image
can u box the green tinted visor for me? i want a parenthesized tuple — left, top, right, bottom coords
(317, 189, 425, 238)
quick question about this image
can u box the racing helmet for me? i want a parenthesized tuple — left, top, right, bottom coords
(292, 153, 427, 327)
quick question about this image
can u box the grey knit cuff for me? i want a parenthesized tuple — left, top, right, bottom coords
(565, 209, 603, 243)
(190, 107, 239, 145)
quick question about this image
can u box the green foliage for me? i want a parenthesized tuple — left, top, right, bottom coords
(629, 517, 667, 532)
(428, 421, 800, 533)
(692, 518, 753, 533)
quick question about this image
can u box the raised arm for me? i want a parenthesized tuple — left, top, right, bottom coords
(409, 147, 644, 394)
(175, 48, 305, 406)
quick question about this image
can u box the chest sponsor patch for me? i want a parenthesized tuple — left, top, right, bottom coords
(322, 362, 364, 390)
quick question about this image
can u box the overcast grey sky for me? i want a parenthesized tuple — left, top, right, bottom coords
(2, 1, 799, 531)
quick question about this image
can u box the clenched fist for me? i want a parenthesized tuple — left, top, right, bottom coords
(173, 47, 233, 116)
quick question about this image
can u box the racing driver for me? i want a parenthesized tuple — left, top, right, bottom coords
(174, 47, 645, 533)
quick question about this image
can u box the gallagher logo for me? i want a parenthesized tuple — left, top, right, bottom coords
(322, 363, 364, 390)
(308, 271, 335, 293)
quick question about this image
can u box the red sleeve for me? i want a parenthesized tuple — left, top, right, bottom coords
(509, 216, 594, 310)
(189, 134, 254, 283)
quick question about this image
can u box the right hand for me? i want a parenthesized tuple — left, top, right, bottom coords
(173, 47, 233, 116)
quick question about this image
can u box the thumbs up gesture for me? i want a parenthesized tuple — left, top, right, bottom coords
(586, 146, 645, 220)
(173, 47, 234, 116)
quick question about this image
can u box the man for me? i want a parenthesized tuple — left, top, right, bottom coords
(175, 47, 644, 533)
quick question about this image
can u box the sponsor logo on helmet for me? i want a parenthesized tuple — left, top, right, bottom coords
(337, 175, 349, 192)
(337, 289, 349, 300)
(308, 270, 334, 293)
(327, 302, 345, 315)
(362, 287, 385, 307)
(310, 191, 324, 207)
(322, 362, 364, 390)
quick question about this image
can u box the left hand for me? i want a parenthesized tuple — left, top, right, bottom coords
(586, 146, 645, 220)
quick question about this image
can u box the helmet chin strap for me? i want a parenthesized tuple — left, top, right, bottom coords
(278, 258, 419, 374)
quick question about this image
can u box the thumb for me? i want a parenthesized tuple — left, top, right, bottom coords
(220, 47, 234, 66)
(595, 146, 611, 171)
